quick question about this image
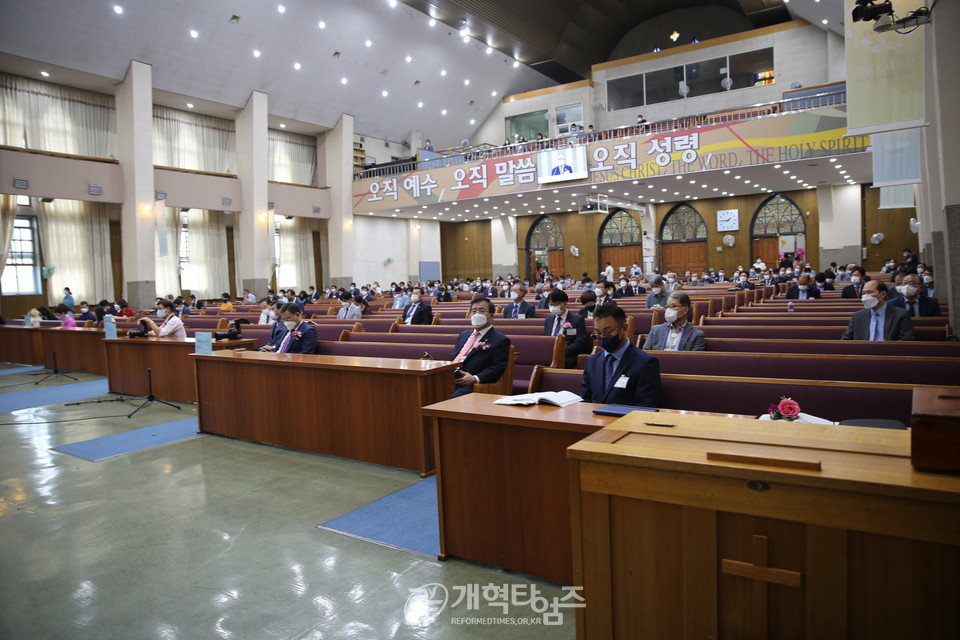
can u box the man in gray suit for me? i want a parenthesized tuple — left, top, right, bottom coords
(841, 280, 915, 341)
(642, 292, 706, 351)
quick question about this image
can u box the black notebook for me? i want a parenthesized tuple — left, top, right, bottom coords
(592, 404, 659, 417)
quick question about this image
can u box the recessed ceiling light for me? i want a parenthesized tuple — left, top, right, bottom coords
(835, 165, 843, 169)
(829, 158, 837, 162)
(470, 119, 475, 125)
(783, 170, 790, 174)
(513, 60, 520, 68)
(464, 79, 470, 86)
(405, 55, 412, 63)
(491, 91, 497, 97)
(190, 29, 198, 38)
(365, 40, 372, 47)
(40, 71, 50, 77)
(389, 0, 398, 6)
(486, 47, 493, 54)
(774, 164, 781, 169)
(113, 5, 123, 15)
(441, 109, 447, 115)
(723, 170, 730, 174)
(417, 101, 423, 108)
(186, 103, 194, 109)
(253, 49, 261, 58)
(279, 123, 286, 128)
(293, 62, 301, 70)
(382, 90, 389, 97)
(428, 18, 436, 27)
(440, 69, 447, 76)
(392, 214, 397, 217)
(368, 212, 373, 215)
(822, 19, 828, 24)
(318, 20, 326, 29)
(463, 36, 470, 43)
(340, 77, 348, 84)
(277, 5, 285, 14)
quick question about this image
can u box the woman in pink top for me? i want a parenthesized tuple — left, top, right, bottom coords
(54, 304, 77, 328)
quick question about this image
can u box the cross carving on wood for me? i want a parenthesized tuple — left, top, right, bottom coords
(721, 534, 803, 640)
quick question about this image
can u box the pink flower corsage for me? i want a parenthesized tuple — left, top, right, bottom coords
(562, 322, 572, 329)
(292, 331, 302, 338)
(477, 342, 492, 350)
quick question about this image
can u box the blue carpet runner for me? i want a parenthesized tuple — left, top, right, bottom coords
(0, 379, 111, 413)
(52, 417, 200, 461)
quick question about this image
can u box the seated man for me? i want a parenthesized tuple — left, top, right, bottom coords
(629, 276, 646, 296)
(596, 281, 618, 307)
(578, 290, 598, 319)
(402, 286, 434, 325)
(890, 272, 941, 317)
(841, 280, 915, 341)
(536, 281, 555, 309)
(503, 284, 537, 318)
(785, 273, 821, 299)
(543, 290, 591, 368)
(141, 300, 186, 338)
(734, 273, 756, 290)
(449, 298, 512, 398)
(645, 276, 670, 308)
(581, 304, 661, 407)
(337, 293, 363, 320)
(261, 303, 318, 353)
(391, 287, 409, 309)
(615, 278, 635, 298)
(840, 268, 868, 298)
(75, 301, 97, 323)
(642, 293, 705, 351)
(242, 288, 256, 303)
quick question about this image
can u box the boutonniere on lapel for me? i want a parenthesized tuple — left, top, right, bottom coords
(292, 331, 302, 339)
(476, 342, 492, 351)
(562, 322, 572, 329)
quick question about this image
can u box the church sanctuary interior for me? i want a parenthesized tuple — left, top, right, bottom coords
(2, 0, 960, 638)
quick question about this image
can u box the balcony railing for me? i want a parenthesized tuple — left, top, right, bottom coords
(353, 87, 847, 181)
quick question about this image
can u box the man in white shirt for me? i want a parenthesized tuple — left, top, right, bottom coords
(603, 262, 615, 282)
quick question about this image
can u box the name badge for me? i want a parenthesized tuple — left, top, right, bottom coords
(566, 328, 577, 336)
(614, 375, 629, 389)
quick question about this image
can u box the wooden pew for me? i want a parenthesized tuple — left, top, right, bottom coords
(698, 337, 960, 358)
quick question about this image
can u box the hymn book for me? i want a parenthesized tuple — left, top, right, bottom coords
(493, 390, 583, 408)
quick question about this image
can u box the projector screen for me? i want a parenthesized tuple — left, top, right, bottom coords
(537, 145, 588, 184)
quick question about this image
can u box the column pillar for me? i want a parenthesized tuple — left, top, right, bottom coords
(115, 60, 155, 308)
(235, 91, 270, 296)
(491, 216, 518, 277)
(317, 114, 354, 288)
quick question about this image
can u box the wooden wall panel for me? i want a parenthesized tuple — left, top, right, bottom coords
(441, 220, 492, 281)
(862, 185, 917, 271)
(110, 220, 123, 300)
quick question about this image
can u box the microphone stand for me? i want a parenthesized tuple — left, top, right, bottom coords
(127, 367, 181, 418)
(31, 350, 78, 385)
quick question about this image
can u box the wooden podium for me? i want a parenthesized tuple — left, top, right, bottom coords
(568, 412, 960, 639)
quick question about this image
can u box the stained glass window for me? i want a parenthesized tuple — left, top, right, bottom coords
(600, 210, 642, 246)
(752, 194, 805, 236)
(529, 216, 564, 249)
(661, 204, 707, 241)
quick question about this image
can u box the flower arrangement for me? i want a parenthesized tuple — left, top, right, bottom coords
(27, 308, 41, 327)
(794, 248, 807, 262)
(768, 397, 801, 421)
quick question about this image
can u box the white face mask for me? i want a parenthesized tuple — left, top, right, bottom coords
(156, 309, 167, 318)
(718, 273, 725, 278)
(785, 271, 793, 276)
(341, 301, 350, 307)
(664, 308, 679, 323)
(861, 294, 879, 309)
(923, 275, 933, 284)
(81, 307, 88, 313)
(548, 305, 563, 316)
(850, 276, 861, 285)
(630, 281, 638, 287)
(283, 320, 297, 331)
(652, 287, 662, 295)
(798, 285, 809, 291)
(470, 312, 488, 328)
(410, 295, 420, 303)
(509, 292, 518, 300)
(902, 285, 919, 298)
(739, 276, 748, 283)
(619, 281, 627, 287)
(826, 278, 834, 284)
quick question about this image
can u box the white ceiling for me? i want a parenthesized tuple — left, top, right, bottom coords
(0, 0, 554, 146)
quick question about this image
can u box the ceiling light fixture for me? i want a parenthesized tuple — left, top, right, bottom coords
(486, 46, 493, 54)
(405, 55, 412, 63)
(470, 119, 475, 125)
(186, 103, 194, 109)
(428, 18, 436, 27)
(294, 62, 301, 70)
(513, 60, 520, 68)
(382, 90, 388, 97)
(277, 5, 285, 14)
(253, 49, 261, 58)
(440, 69, 447, 76)
(318, 20, 326, 29)
(190, 29, 198, 38)
(463, 79, 470, 86)
(670, 31, 680, 42)
(40, 71, 50, 77)
(340, 77, 348, 84)
(113, 5, 123, 15)
(365, 40, 372, 47)
(441, 109, 447, 115)
(279, 123, 286, 128)
(417, 101, 423, 108)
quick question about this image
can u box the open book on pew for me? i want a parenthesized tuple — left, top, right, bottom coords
(493, 390, 583, 408)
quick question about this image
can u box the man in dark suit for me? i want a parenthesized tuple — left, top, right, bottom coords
(450, 298, 512, 398)
(842, 280, 915, 341)
(785, 274, 821, 300)
(503, 284, 537, 318)
(401, 286, 434, 325)
(840, 268, 868, 298)
(260, 303, 318, 353)
(581, 304, 660, 407)
(543, 290, 591, 368)
(889, 273, 941, 317)
(734, 274, 756, 290)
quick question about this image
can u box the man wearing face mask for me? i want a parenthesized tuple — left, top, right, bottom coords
(785, 273, 820, 300)
(141, 300, 186, 339)
(402, 286, 434, 325)
(841, 280, 914, 341)
(922, 269, 936, 298)
(581, 304, 661, 407)
(260, 303, 318, 353)
(645, 276, 670, 308)
(450, 298, 512, 398)
(391, 287, 410, 310)
(814, 272, 834, 291)
(840, 267, 868, 298)
(890, 272, 941, 317)
(734, 273, 756, 290)
(503, 284, 537, 319)
(257, 298, 277, 325)
(543, 290, 590, 368)
(76, 301, 97, 323)
(337, 292, 362, 320)
(616, 278, 635, 297)
(642, 293, 706, 351)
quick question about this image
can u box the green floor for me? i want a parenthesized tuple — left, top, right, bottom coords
(0, 364, 575, 639)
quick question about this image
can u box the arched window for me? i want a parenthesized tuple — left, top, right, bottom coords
(660, 204, 707, 242)
(751, 194, 805, 236)
(600, 210, 642, 246)
(528, 216, 564, 249)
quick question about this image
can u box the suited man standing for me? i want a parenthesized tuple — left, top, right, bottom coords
(840, 268, 868, 299)
(842, 280, 915, 341)
(642, 293, 706, 351)
(401, 286, 434, 325)
(889, 272, 941, 317)
(581, 305, 661, 407)
(449, 298, 512, 398)
(543, 290, 591, 368)
(785, 273, 821, 300)
(503, 284, 537, 319)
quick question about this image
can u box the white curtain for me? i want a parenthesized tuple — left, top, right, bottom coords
(278, 216, 316, 291)
(153, 105, 236, 174)
(155, 207, 182, 298)
(0, 73, 116, 158)
(185, 209, 229, 299)
(0, 194, 17, 312)
(268, 129, 318, 185)
(37, 199, 114, 306)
